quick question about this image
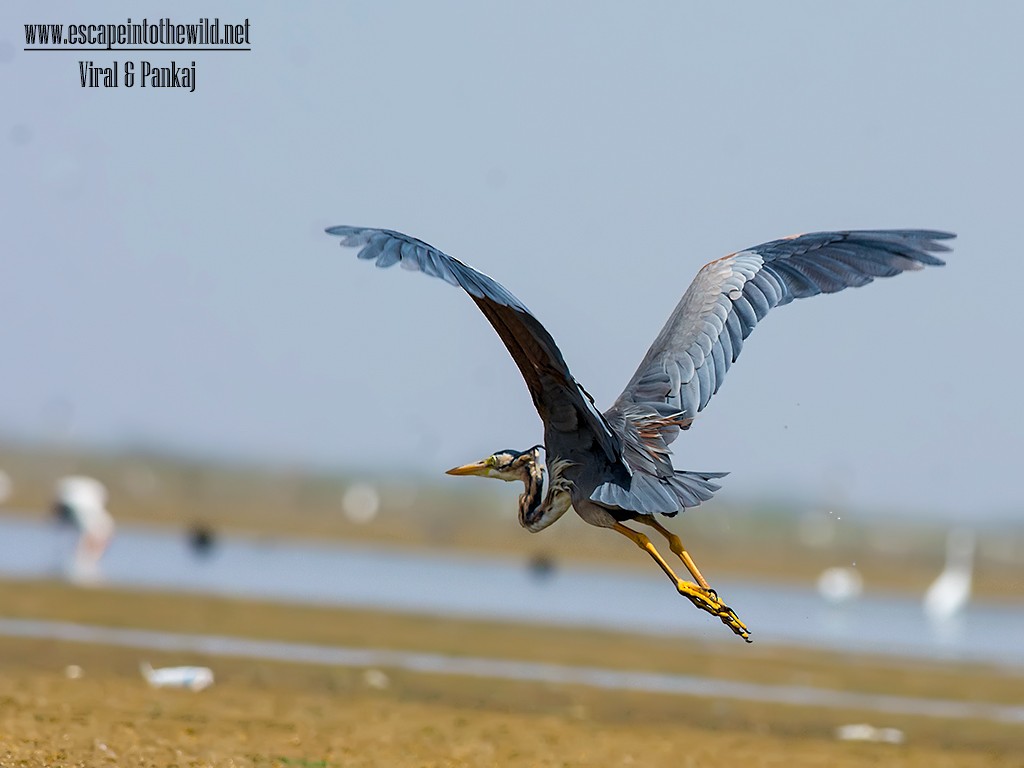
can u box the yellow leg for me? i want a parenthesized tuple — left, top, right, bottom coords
(612, 523, 751, 642)
(635, 516, 711, 590)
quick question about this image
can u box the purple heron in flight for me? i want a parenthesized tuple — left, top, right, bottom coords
(329, 226, 951, 641)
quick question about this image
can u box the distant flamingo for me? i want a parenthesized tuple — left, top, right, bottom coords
(53, 475, 114, 584)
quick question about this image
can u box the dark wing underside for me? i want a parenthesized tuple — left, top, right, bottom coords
(593, 229, 953, 515)
(327, 226, 623, 466)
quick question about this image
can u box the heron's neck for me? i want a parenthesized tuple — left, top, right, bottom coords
(517, 459, 546, 529)
(517, 456, 574, 533)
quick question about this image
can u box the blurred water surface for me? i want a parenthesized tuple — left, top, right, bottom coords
(1, 514, 1021, 668)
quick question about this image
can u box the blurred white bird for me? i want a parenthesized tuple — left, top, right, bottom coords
(53, 475, 114, 584)
(923, 528, 975, 622)
(816, 566, 864, 604)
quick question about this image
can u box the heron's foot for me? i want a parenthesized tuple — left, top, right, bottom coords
(675, 581, 752, 642)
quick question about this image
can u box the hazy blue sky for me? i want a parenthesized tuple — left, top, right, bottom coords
(2, 2, 1021, 518)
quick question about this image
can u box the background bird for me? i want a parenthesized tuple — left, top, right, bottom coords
(329, 226, 952, 641)
(923, 527, 975, 623)
(52, 475, 115, 585)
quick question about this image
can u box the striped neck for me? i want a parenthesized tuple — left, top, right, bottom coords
(517, 458, 546, 529)
(517, 454, 574, 533)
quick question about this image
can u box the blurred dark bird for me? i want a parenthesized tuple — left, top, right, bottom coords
(526, 551, 557, 582)
(186, 523, 217, 558)
(328, 226, 952, 641)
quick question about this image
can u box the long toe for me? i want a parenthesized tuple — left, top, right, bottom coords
(674, 581, 753, 641)
(700, 585, 751, 642)
(714, 601, 752, 642)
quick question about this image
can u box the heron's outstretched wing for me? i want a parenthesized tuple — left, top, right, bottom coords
(327, 226, 622, 462)
(606, 230, 953, 468)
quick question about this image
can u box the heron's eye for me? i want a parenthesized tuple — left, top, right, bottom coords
(485, 455, 497, 468)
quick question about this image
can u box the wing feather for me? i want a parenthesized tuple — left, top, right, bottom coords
(609, 230, 952, 435)
(327, 226, 622, 464)
(595, 230, 950, 515)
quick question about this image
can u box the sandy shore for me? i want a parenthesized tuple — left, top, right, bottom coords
(0, 579, 1020, 766)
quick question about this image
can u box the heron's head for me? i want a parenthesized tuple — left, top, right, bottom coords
(445, 446, 541, 482)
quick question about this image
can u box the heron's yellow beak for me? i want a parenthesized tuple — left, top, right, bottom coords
(445, 457, 492, 476)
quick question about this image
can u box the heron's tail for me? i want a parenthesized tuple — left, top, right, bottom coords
(590, 470, 727, 516)
(665, 470, 729, 514)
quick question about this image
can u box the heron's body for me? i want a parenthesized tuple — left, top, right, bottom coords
(329, 225, 952, 641)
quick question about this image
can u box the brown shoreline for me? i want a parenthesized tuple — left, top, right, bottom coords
(0, 579, 1021, 766)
